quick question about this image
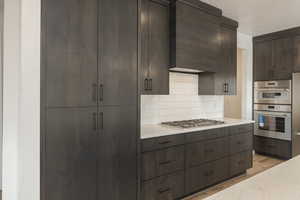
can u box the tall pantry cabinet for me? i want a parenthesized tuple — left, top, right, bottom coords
(41, 0, 138, 200)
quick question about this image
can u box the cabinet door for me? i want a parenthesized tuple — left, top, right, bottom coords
(215, 26, 237, 95)
(294, 36, 300, 72)
(98, 106, 137, 200)
(254, 41, 273, 81)
(272, 37, 293, 80)
(44, 0, 98, 107)
(44, 108, 98, 200)
(141, 0, 170, 95)
(99, 0, 138, 106)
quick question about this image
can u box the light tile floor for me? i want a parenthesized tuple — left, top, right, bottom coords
(184, 153, 284, 200)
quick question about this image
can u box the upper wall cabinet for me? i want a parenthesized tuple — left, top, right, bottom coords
(253, 27, 300, 81)
(140, 0, 170, 95)
(253, 40, 273, 81)
(199, 17, 238, 95)
(170, 0, 222, 72)
(294, 35, 300, 72)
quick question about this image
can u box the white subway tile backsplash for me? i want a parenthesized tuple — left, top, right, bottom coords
(141, 72, 224, 125)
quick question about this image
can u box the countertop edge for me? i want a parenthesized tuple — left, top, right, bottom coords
(141, 119, 255, 140)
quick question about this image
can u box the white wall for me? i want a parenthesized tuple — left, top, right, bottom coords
(3, 0, 40, 200)
(3, 0, 21, 200)
(0, 0, 4, 190)
(237, 32, 253, 120)
(18, 0, 41, 199)
(141, 72, 224, 125)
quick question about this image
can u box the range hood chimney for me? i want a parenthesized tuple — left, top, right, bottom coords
(169, 0, 222, 73)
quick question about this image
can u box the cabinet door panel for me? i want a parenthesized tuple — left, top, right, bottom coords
(98, 106, 137, 200)
(254, 41, 272, 81)
(185, 158, 229, 194)
(273, 37, 293, 80)
(215, 26, 237, 95)
(45, 0, 98, 107)
(142, 171, 185, 200)
(141, 0, 170, 95)
(100, 0, 138, 105)
(186, 137, 228, 168)
(45, 108, 98, 200)
(294, 36, 300, 72)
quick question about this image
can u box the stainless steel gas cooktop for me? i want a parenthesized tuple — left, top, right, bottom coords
(161, 119, 225, 129)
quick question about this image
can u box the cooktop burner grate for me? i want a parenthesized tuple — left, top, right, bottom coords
(161, 119, 225, 128)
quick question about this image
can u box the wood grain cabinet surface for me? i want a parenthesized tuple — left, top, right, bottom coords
(253, 27, 300, 81)
(141, 124, 254, 200)
(140, 0, 170, 95)
(170, 0, 222, 72)
(41, 0, 138, 200)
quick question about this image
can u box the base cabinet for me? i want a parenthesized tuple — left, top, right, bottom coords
(254, 136, 291, 159)
(185, 158, 229, 194)
(141, 171, 185, 200)
(141, 124, 253, 200)
(229, 150, 252, 177)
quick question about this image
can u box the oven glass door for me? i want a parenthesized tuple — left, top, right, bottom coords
(254, 89, 291, 104)
(254, 111, 291, 141)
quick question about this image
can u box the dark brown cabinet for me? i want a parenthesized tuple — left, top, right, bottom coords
(44, 0, 98, 108)
(229, 150, 252, 177)
(253, 40, 273, 81)
(198, 17, 238, 95)
(140, 0, 170, 95)
(186, 137, 228, 168)
(216, 18, 238, 95)
(185, 158, 229, 194)
(142, 146, 185, 181)
(142, 171, 185, 200)
(253, 27, 300, 81)
(45, 108, 98, 200)
(272, 37, 293, 80)
(254, 136, 291, 159)
(98, 106, 137, 199)
(100, 0, 138, 106)
(140, 124, 253, 200)
(294, 35, 300, 72)
(170, 0, 222, 72)
(42, 0, 138, 200)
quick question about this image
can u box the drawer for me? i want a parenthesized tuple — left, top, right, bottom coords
(185, 158, 229, 194)
(186, 137, 229, 168)
(142, 135, 185, 152)
(185, 128, 227, 143)
(229, 132, 253, 154)
(254, 136, 291, 159)
(229, 124, 253, 136)
(229, 150, 252, 177)
(142, 146, 185, 181)
(141, 171, 185, 200)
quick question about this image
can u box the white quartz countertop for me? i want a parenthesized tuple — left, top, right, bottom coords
(204, 155, 300, 200)
(141, 118, 254, 139)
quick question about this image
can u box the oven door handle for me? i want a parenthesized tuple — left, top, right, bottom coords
(255, 113, 290, 118)
(255, 88, 290, 91)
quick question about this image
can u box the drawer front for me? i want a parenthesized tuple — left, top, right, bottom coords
(186, 137, 228, 168)
(142, 135, 185, 152)
(229, 150, 252, 177)
(185, 128, 227, 143)
(142, 146, 185, 181)
(185, 158, 229, 195)
(229, 132, 253, 154)
(229, 124, 253, 136)
(254, 136, 291, 159)
(141, 171, 185, 200)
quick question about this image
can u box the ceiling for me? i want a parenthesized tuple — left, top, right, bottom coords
(200, 0, 300, 36)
